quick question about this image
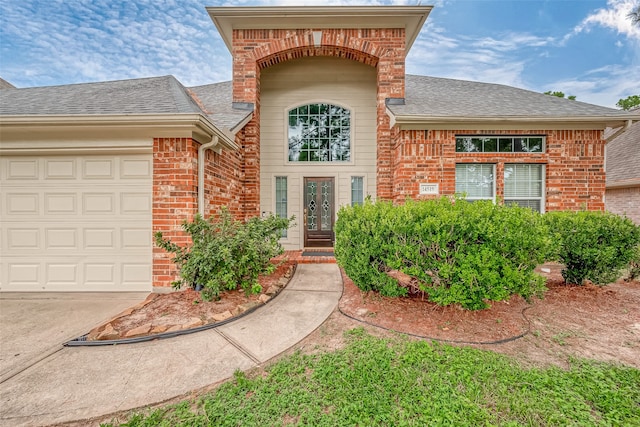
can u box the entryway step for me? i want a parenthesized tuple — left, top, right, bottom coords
(276, 250, 337, 264)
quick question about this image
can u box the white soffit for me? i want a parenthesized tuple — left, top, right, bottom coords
(207, 6, 432, 53)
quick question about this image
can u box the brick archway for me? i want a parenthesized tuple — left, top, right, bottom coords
(232, 28, 406, 215)
(253, 32, 383, 70)
(257, 45, 379, 70)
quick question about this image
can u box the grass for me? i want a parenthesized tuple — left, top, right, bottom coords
(103, 328, 640, 427)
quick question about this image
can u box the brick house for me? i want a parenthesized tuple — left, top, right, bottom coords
(605, 117, 640, 224)
(1, 5, 638, 292)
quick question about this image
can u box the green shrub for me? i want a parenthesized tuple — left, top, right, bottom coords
(545, 211, 640, 285)
(626, 245, 640, 281)
(155, 209, 294, 301)
(335, 197, 554, 310)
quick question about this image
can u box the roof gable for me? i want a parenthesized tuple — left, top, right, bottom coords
(207, 6, 431, 52)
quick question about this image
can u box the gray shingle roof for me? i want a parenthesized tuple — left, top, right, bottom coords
(606, 120, 640, 187)
(0, 75, 203, 116)
(390, 75, 632, 118)
(2, 73, 635, 134)
(188, 81, 252, 132)
(0, 75, 252, 133)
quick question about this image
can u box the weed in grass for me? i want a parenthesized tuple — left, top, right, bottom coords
(105, 329, 640, 427)
(552, 331, 572, 346)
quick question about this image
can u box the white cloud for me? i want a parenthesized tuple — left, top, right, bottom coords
(547, 64, 640, 108)
(406, 21, 534, 89)
(570, 0, 640, 41)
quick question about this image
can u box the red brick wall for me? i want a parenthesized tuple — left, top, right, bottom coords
(392, 129, 606, 211)
(231, 28, 406, 204)
(153, 136, 247, 288)
(152, 137, 199, 288)
(202, 145, 244, 219)
(606, 186, 640, 224)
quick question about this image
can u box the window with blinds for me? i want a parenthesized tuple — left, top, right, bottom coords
(504, 164, 544, 212)
(455, 164, 495, 201)
(351, 176, 364, 206)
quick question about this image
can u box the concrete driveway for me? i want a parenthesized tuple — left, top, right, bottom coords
(0, 264, 342, 427)
(0, 292, 148, 382)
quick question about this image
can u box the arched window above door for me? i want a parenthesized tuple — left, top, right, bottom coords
(287, 103, 351, 162)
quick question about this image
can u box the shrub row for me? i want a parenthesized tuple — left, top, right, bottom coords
(335, 198, 640, 310)
(546, 210, 640, 285)
(155, 208, 294, 301)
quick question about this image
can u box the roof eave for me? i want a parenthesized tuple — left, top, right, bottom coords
(389, 113, 640, 131)
(606, 178, 640, 189)
(0, 114, 239, 151)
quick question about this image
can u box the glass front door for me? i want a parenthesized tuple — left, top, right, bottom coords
(303, 177, 335, 247)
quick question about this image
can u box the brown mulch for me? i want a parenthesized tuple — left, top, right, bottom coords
(86, 260, 640, 369)
(336, 263, 640, 368)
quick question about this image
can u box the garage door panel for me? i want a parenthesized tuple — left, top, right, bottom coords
(84, 263, 117, 289)
(83, 193, 115, 214)
(122, 263, 152, 286)
(121, 192, 151, 214)
(7, 263, 41, 285)
(121, 228, 152, 248)
(84, 228, 115, 249)
(83, 159, 115, 179)
(1, 153, 152, 292)
(7, 229, 40, 250)
(120, 158, 151, 178)
(6, 193, 39, 215)
(45, 228, 77, 249)
(45, 159, 76, 179)
(45, 193, 77, 214)
(46, 263, 78, 285)
(6, 159, 39, 180)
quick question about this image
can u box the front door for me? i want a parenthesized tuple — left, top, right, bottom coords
(304, 177, 335, 247)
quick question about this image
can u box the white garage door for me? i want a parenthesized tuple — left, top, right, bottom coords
(0, 153, 153, 291)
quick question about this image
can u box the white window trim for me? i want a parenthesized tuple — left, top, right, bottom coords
(283, 100, 356, 166)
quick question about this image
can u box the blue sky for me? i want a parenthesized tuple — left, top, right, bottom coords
(1, 0, 638, 108)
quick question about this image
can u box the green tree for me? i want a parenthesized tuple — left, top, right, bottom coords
(629, 5, 640, 26)
(616, 95, 640, 110)
(544, 90, 576, 100)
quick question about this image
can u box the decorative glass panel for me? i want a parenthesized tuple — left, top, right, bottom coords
(306, 181, 317, 231)
(275, 176, 287, 237)
(351, 176, 364, 206)
(455, 164, 495, 200)
(288, 103, 351, 162)
(321, 181, 333, 231)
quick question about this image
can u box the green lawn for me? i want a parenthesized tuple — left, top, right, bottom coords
(105, 328, 640, 427)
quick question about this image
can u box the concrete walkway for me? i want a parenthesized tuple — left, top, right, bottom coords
(0, 264, 342, 427)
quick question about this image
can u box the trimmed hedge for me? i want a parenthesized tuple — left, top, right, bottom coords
(335, 198, 554, 310)
(545, 211, 640, 285)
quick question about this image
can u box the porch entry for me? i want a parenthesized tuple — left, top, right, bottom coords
(303, 177, 335, 247)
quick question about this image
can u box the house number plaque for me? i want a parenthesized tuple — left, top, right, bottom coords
(419, 183, 439, 195)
